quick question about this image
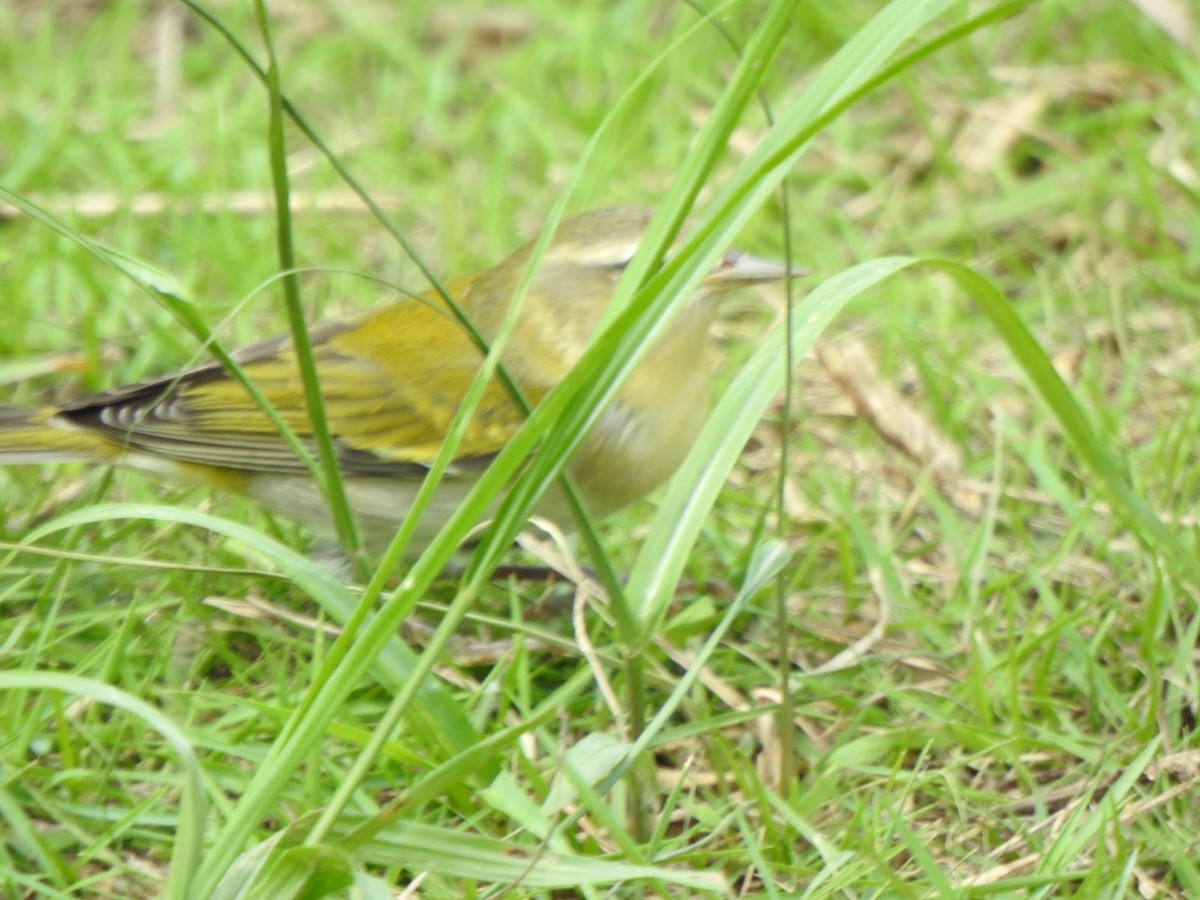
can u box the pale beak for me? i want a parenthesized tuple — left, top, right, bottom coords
(704, 250, 808, 288)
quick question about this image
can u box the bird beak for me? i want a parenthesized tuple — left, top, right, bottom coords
(703, 250, 808, 288)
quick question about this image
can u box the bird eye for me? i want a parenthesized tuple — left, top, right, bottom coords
(607, 248, 668, 273)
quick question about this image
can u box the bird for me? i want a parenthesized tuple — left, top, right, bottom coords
(0, 207, 801, 554)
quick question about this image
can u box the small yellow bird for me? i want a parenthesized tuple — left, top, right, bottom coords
(0, 208, 800, 553)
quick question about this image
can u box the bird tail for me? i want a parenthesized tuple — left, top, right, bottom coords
(0, 406, 116, 464)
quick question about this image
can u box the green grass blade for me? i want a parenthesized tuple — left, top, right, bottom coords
(926, 259, 1200, 588)
(628, 258, 916, 628)
(0, 672, 205, 900)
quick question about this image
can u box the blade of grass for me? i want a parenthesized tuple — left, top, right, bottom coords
(0, 672, 205, 900)
(628, 258, 916, 631)
(18, 503, 481, 758)
(926, 259, 1200, 589)
(251, 0, 363, 571)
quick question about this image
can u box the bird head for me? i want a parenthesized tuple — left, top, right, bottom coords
(460, 207, 804, 386)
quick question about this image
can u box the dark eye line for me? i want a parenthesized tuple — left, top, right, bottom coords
(607, 257, 667, 272)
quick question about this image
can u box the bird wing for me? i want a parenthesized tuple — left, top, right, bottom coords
(54, 295, 531, 477)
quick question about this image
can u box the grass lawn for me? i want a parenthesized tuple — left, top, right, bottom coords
(1, 0, 1198, 896)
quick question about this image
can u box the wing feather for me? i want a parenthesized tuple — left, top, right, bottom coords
(55, 293, 531, 476)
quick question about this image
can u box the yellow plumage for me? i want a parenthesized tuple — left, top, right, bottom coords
(0, 208, 799, 552)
